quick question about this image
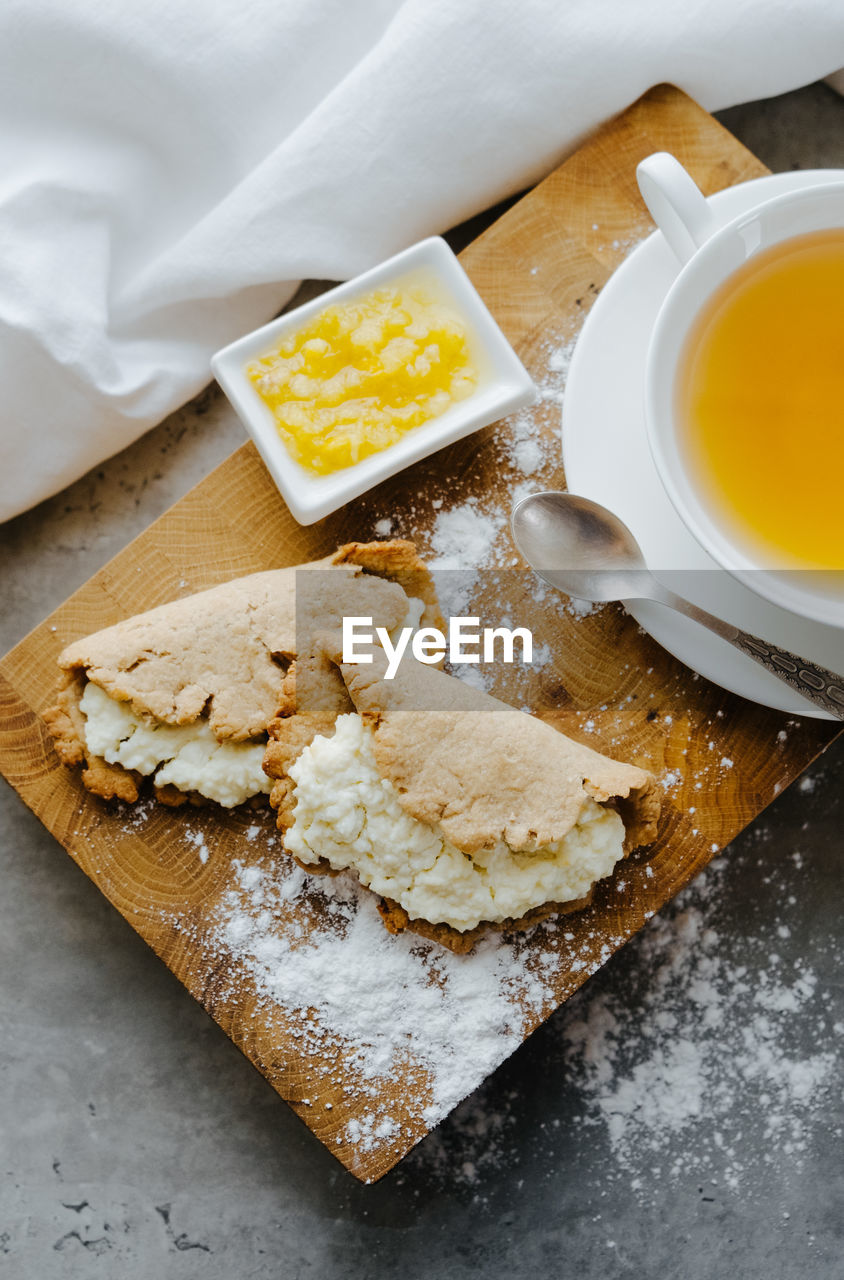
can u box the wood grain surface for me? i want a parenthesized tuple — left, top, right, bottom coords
(1, 86, 840, 1184)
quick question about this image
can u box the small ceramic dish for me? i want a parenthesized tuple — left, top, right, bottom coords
(211, 236, 536, 524)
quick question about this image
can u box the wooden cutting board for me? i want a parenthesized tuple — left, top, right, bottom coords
(1, 85, 840, 1184)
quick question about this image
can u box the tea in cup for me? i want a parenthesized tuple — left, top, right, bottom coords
(638, 152, 844, 629)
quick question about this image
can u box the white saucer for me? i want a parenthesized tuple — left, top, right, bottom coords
(562, 170, 843, 721)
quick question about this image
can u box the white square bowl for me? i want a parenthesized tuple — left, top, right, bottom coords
(211, 236, 536, 524)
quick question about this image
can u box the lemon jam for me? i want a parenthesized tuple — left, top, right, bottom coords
(247, 273, 478, 475)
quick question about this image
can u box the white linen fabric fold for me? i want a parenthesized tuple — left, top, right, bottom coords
(1, 0, 842, 521)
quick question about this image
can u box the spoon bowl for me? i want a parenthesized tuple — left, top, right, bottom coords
(511, 490, 844, 720)
(511, 491, 649, 601)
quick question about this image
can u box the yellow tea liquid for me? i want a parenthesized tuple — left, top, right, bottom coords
(678, 229, 844, 571)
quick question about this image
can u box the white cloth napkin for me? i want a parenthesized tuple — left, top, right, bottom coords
(1, 0, 843, 522)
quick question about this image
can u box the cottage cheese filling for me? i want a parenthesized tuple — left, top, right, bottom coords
(80, 682, 271, 808)
(286, 713, 625, 931)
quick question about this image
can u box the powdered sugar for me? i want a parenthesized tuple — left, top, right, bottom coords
(414, 328, 581, 581)
(497, 334, 576, 484)
(399, 811, 841, 1203)
(558, 863, 838, 1195)
(184, 827, 210, 864)
(345, 1113, 400, 1152)
(203, 854, 556, 1166)
(427, 502, 506, 571)
(406, 325, 608, 698)
(563, 595, 600, 619)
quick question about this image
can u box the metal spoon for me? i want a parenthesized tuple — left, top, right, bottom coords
(511, 490, 844, 720)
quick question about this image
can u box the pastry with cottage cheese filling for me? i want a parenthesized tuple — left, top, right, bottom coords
(265, 651, 659, 952)
(42, 540, 441, 807)
(76, 681, 273, 808)
(285, 712, 627, 930)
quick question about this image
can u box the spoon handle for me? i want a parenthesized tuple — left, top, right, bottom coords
(655, 588, 844, 720)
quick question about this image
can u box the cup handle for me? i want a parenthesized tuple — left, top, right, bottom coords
(636, 152, 718, 266)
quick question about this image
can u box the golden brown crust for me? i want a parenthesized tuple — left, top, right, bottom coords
(152, 783, 192, 808)
(282, 850, 595, 954)
(82, 758, 140, 804)
(338, 654, 659, 856)
(375, 889, 595, 954)
(41, 673, 86, 768)
(43, 539, 435, 808)
(331, 539, 444, 632)
(264, 664, 340, 824)
(262, 539, 444, 821)
(43, 671, 141, 802)
(267, 650, 660, 952)
(614, 785, 662, 856)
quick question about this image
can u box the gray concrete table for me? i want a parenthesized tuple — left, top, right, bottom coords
(2, 83, 843, 1280)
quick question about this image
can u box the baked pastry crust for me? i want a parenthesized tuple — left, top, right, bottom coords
(265, 649, 660, 953)
(43, 540, 440, 804)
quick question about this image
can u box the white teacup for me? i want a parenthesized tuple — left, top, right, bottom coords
(637, 152, 844, 629)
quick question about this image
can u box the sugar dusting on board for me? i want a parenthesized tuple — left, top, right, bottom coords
(194, 848, 559, 1174)
(500, 333, 576, 484)
(421, 331, 579, 570)
(428, 503, 506, 571)
(404, 328, 605, 697)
